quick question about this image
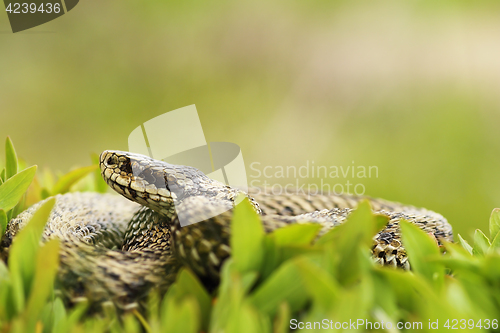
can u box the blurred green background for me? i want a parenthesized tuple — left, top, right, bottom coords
(1, 0, 499, 240)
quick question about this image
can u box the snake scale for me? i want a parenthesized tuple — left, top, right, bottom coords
(0, 150, 453, 307)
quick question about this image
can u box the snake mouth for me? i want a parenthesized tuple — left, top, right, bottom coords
(99, 150, 234, 219)
(99, 150, 177, 214)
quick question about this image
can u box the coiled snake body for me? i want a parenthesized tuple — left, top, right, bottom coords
(0, 151, 453, 306)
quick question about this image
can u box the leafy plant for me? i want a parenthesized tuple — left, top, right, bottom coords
(1, 136, 500, 332)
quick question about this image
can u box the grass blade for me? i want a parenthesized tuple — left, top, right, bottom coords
(171, 269, 212, 330)
(25, 238, 60, 320)
(231, 198, 264, 273)
(400, 219, 444, 289)
(295, 257, 339, 310)
(271, 223, 321, 246)
(51, 165, 97, 195)
(489, 208, 500, 245)
(249, 259, 308, 316)
(5, 137, 18, 180)
(8, 198, 55, 315)
(472, 229, 491, 256)
(315, 201, 387, 286)
(0, 209, 7, 237)
(457, 234, 473, 255)
(162, 296, 199, 333)
(0, 166, 37, 212)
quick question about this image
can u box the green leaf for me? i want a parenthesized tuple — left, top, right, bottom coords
(211, 260, 271, 333)
(457, 234, 473, 255)
(434, 241, 480, 273)
(210, 260, 245, 332)
(259, 243, 321, 282)
(8, 197, 55, 315)
(259, 223, 323, 281)
(378, 268, 432, 312)
(102, 301, 121, 333)
(122, 314, 141, 333)
(231, 198, 265, 273)
(0, 260, 13, 321)
(25, 239, 60, 320)
(295, 257, 339, 310)
(5, 137, 18, 179)
(332, 287, 372, 325)
(240, 271, 259, 293)
(273, 303, 291, 333)
(455, 275, 496, 318)
(53, 300, 89, 333)
(0, 165, 37, 212)
(248, 259, 308, 316)
(0, 209, 7, 237)
(489, 209, 500, 247)
(161, 295, 200, 333)
(271, 223, 321, 246)
(225, 302, 270, 333)
(11, 195, 26, 220)
(0, 259, 8, 280)
(51, 165, 97, 195)
(472, 229, 491, 256)
(316, 201, 387, 248)
(0, 168, 5, 183)
(440, 240, 479, 271)
(400, 219, 444, 289)
(315, 201, 387, 286)
(370, 273, 398, 319)
(480, 255, 500, 280)
(145, 290, 160, 329)
(491, 233, 500, 253)
(40, 188, 51, 200)
(170, 269, 212, 330)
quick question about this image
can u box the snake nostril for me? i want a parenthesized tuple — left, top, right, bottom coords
(107, 155, 118, 166)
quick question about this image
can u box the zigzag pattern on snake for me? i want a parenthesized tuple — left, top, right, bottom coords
(0, 150, 453, 307)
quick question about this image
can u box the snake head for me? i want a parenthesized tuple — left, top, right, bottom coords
(99, 150, 225, 218)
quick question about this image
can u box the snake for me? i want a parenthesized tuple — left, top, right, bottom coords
(0, 150, 453, 307)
